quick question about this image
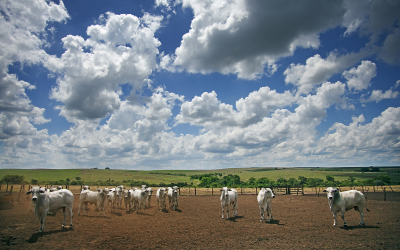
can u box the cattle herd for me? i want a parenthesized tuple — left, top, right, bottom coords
(24, 185, 370, 233)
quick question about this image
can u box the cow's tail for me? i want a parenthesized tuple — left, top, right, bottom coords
(366, 207, 370, 212)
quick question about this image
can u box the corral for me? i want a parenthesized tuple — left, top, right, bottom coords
(1, 188, 400, 249)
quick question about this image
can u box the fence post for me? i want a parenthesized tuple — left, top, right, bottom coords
(256, 187, 257, 195)
(189, 187, 190, 195)
(179, 188, 180, 196)
(17, 185, 23, 203)
(212, 188, 213, 196)
(384, 187, 386, 201)
(241, 187, 243, 195)
(195, 187, 196, 196)
(297, 186, 299, 195)
(9, 185, 13, 195)
(6, 183, 8, 192)
(365, 188, 368, 200)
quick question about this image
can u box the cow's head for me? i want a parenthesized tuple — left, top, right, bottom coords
(25, 186, 45, 201)
(323, 187, 339, 200)
(114, 187, 122, 197)
(220, 187, 232, 197)
(266, 188, 275, 199)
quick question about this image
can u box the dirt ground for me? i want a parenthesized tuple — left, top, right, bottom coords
(1, 192, 400, 249)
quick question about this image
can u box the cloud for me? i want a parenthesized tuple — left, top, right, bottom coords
(175, 87, 295, 129)
(317, 107, 400, 164)
(343, 61, 377, 91)
(50, 12, 163, 121)
(362, 89, 399, 103)
(169, 0, 345, 79)
(0, 0, 67, 141)
(284, 52, 366, 94)
(343, 0, 400, 64)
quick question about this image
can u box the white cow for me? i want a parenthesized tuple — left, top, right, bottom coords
(145, 187, 153, 208)
(113, 186, 124, 213)
(156, 188, 167, 211)
(106, 188, 116, 212)
(25, 186, 73, 232)
(82, 185, 90, 192)
(323, 187, 370, 227)
(220, 187, 238, 219)
(167, 186, 179, 211)
(123, 189, 134, 211)
(78, 189, 107, 216)
(129, 188, 137, 211)
(257, 188, 275, 222)
(132, 188, 149, 213)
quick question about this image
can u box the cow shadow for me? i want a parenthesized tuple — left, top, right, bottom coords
(228, 216, 244, 222)
(341, 225, 380, 230)
(170, 208, 182, 213)
(110, 211, 123, 216)
(28, 227, 74, 243)
(137, 212, 154, 216)
(85, 215, 110, 219)
(267, 219, 284, 226)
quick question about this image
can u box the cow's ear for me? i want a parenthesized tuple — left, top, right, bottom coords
(39, 189, 45, 193)
(333, 188, 339, 192)
(220, 189, 223, 191)
(228, 189, 232, 191)
(323, 189, 327, 192)
(25, 190, 32, 195)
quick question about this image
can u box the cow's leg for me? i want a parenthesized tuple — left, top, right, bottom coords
(62, 207, 67, 227)
(226, 205, 230, 219)
(259, 205, 264, 222)
(234, 200, 238, 216)
(39, 211, 47, 232)
(332, 212, 337, 226)
(69, 206, 73, 226)
(341, 209, 347, 227)
(267, 201, 273, 220)
(221, 205, 225, 219)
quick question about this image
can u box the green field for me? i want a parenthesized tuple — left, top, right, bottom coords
(1, 167, 399, 186)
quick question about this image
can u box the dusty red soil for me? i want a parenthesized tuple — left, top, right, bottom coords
(1, 192, 400, 249)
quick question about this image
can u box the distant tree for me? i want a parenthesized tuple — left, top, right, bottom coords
(1, 174, 24, 184)
(361, 167, 370, 172)
(276, 178, 287, 187)
(75, 177, 81, 180)
(326, 175, 334, 182)
(31, 179, 39, 185)
(376, 175, 391, 185)
(298, 176, 308, 185)
(348, 176, 356, 184)
(105, 167, 110, 169)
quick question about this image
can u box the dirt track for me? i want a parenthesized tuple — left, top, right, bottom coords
(1, 192, 400, 249)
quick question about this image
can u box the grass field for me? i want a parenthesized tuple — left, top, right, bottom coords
(1, 167, 399, 185)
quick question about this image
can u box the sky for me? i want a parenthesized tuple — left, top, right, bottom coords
(0, 0, 400, 170)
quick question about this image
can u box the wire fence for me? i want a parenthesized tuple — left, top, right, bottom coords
(2, 184, 399, 197)
(1, 184, 400, 206)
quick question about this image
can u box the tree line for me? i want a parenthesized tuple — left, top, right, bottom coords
(0, 173, 395, 188)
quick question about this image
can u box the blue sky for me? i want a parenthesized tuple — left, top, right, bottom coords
(1, 0, 399, 170)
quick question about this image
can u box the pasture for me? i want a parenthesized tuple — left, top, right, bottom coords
(1, 190, 399, 249)
(1, 166, 399, 186)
